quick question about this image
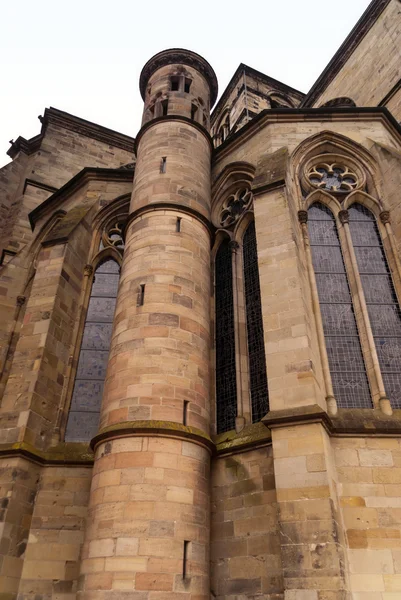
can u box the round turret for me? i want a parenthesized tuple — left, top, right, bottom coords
(140, 48, 218, 129)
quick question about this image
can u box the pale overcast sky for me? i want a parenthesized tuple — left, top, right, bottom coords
(1, 0, 372, 168)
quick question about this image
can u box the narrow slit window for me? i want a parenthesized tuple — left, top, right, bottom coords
(184, 78, 192, 93)
(161, 100, 168, 116)
(171, 76, 180, 91)
(138, 284, 145, 306)
(191, 104, 198, 121)
(307, 202, 371, 408)
(176, 217, 182, 232)
(160, 157, 167, 174)
(183, 400, 189, 425)
(183, 540, 190, 579)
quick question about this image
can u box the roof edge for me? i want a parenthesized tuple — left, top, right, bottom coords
(7, 107, 136, 159)
(211, 63, 305, 125)
(29, 166, 134, 229)
(301, 0, 393, 107)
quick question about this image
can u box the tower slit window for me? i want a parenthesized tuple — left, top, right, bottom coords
(307, 202, 371, 408)
(184, 78, 191, 93)
(191, 103, 198, 121)
(243, 221, 269, 421)
(215, 239, 237, 433)
(349, 204, 401, 409)
(162, 99, 168, 116)
(65, 259, 120, 441)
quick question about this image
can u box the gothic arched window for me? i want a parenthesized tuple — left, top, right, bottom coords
(65, 258, 120, 441)
(307, 202, 371, 408)
(243, 221, 269, 422)
(348, 204, 401, 409)
(215, 238, 237, 433)
(214, 184, 269, 433)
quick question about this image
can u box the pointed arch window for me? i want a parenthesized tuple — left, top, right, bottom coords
(243, 221, 269, 422)
(215, 238, 237, 433)
(307, 202, 371, 408)
(214, 190, 269, 433)
(65, 258, 120, 442)
(348, 204, 401, 409)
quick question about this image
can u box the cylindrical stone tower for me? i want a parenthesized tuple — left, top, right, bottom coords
(78, 49, 218, 600)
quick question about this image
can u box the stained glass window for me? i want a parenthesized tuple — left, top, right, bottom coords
(215, 239, 237, 433)
(65, 259, 120, 441)
(243, 221, 269, 421)
(308, 203, 372, 408)
(349, 204, 401, 409)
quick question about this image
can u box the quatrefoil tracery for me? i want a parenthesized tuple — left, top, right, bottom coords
(220, 188, 253, 228)
(307, 163, 359, 194)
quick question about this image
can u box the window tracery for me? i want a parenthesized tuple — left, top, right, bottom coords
(307, 163, 358, 193)
(99, 220, 125, 253)
(348, 204, 401, 409)
(220, 188, 253, 228)
(214, 185, 269, 433)
(307, 202, 371, 408)
(300, 148, 401, 413)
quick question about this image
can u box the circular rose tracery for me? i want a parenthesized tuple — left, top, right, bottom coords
(307, 163, 358, 193)
(220, 188, 253, 228)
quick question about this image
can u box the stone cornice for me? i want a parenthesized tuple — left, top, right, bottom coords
(40, 107, 136, 152)
(213, 422, 272, 456)
(263, 404, 401, 437)
(252, 179, 286, 197)
(212, 106, 401, 166)
(0, 441, 94, 466)
(125, 202, 214, 239)
(301, 0, 393, 107)
(7, 108, 136, 159)
(379, 75, 401, 107)
(22, 178, 58, 195)
(140, 48, 218, 106)
(90, 420, 215, 454)
(29, 167, 134, 229)
(134, 114, 214, 154)
(7, 134, 42, 159)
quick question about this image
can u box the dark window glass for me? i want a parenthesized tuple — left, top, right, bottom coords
(243, 221, 269, 421)
(65, 259, 120, 441)
(349, 204, 401, 408)
(215, 239, 237, 433)
(308, 203, 371, 408)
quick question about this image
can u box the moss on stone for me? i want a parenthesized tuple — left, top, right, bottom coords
(214, 422, 271, 454)
(92, 420, 214, 451)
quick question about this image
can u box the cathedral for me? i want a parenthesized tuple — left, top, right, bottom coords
(1, 0, 401, 598)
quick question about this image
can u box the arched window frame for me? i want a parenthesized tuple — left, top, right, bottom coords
(58, 199, 129, 441)
(296, 145, 401, 415)
(211, 170, 269, 433)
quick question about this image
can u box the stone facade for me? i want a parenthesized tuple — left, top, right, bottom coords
(0, 2, 401, 599)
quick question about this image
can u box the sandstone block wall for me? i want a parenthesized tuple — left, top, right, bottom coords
(311, 0, 401, 118)
(211, 446, 283, 600)
(18, 465, 92, 600)
(78, 436, 210, 599)
(333, 436, 401, 598)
